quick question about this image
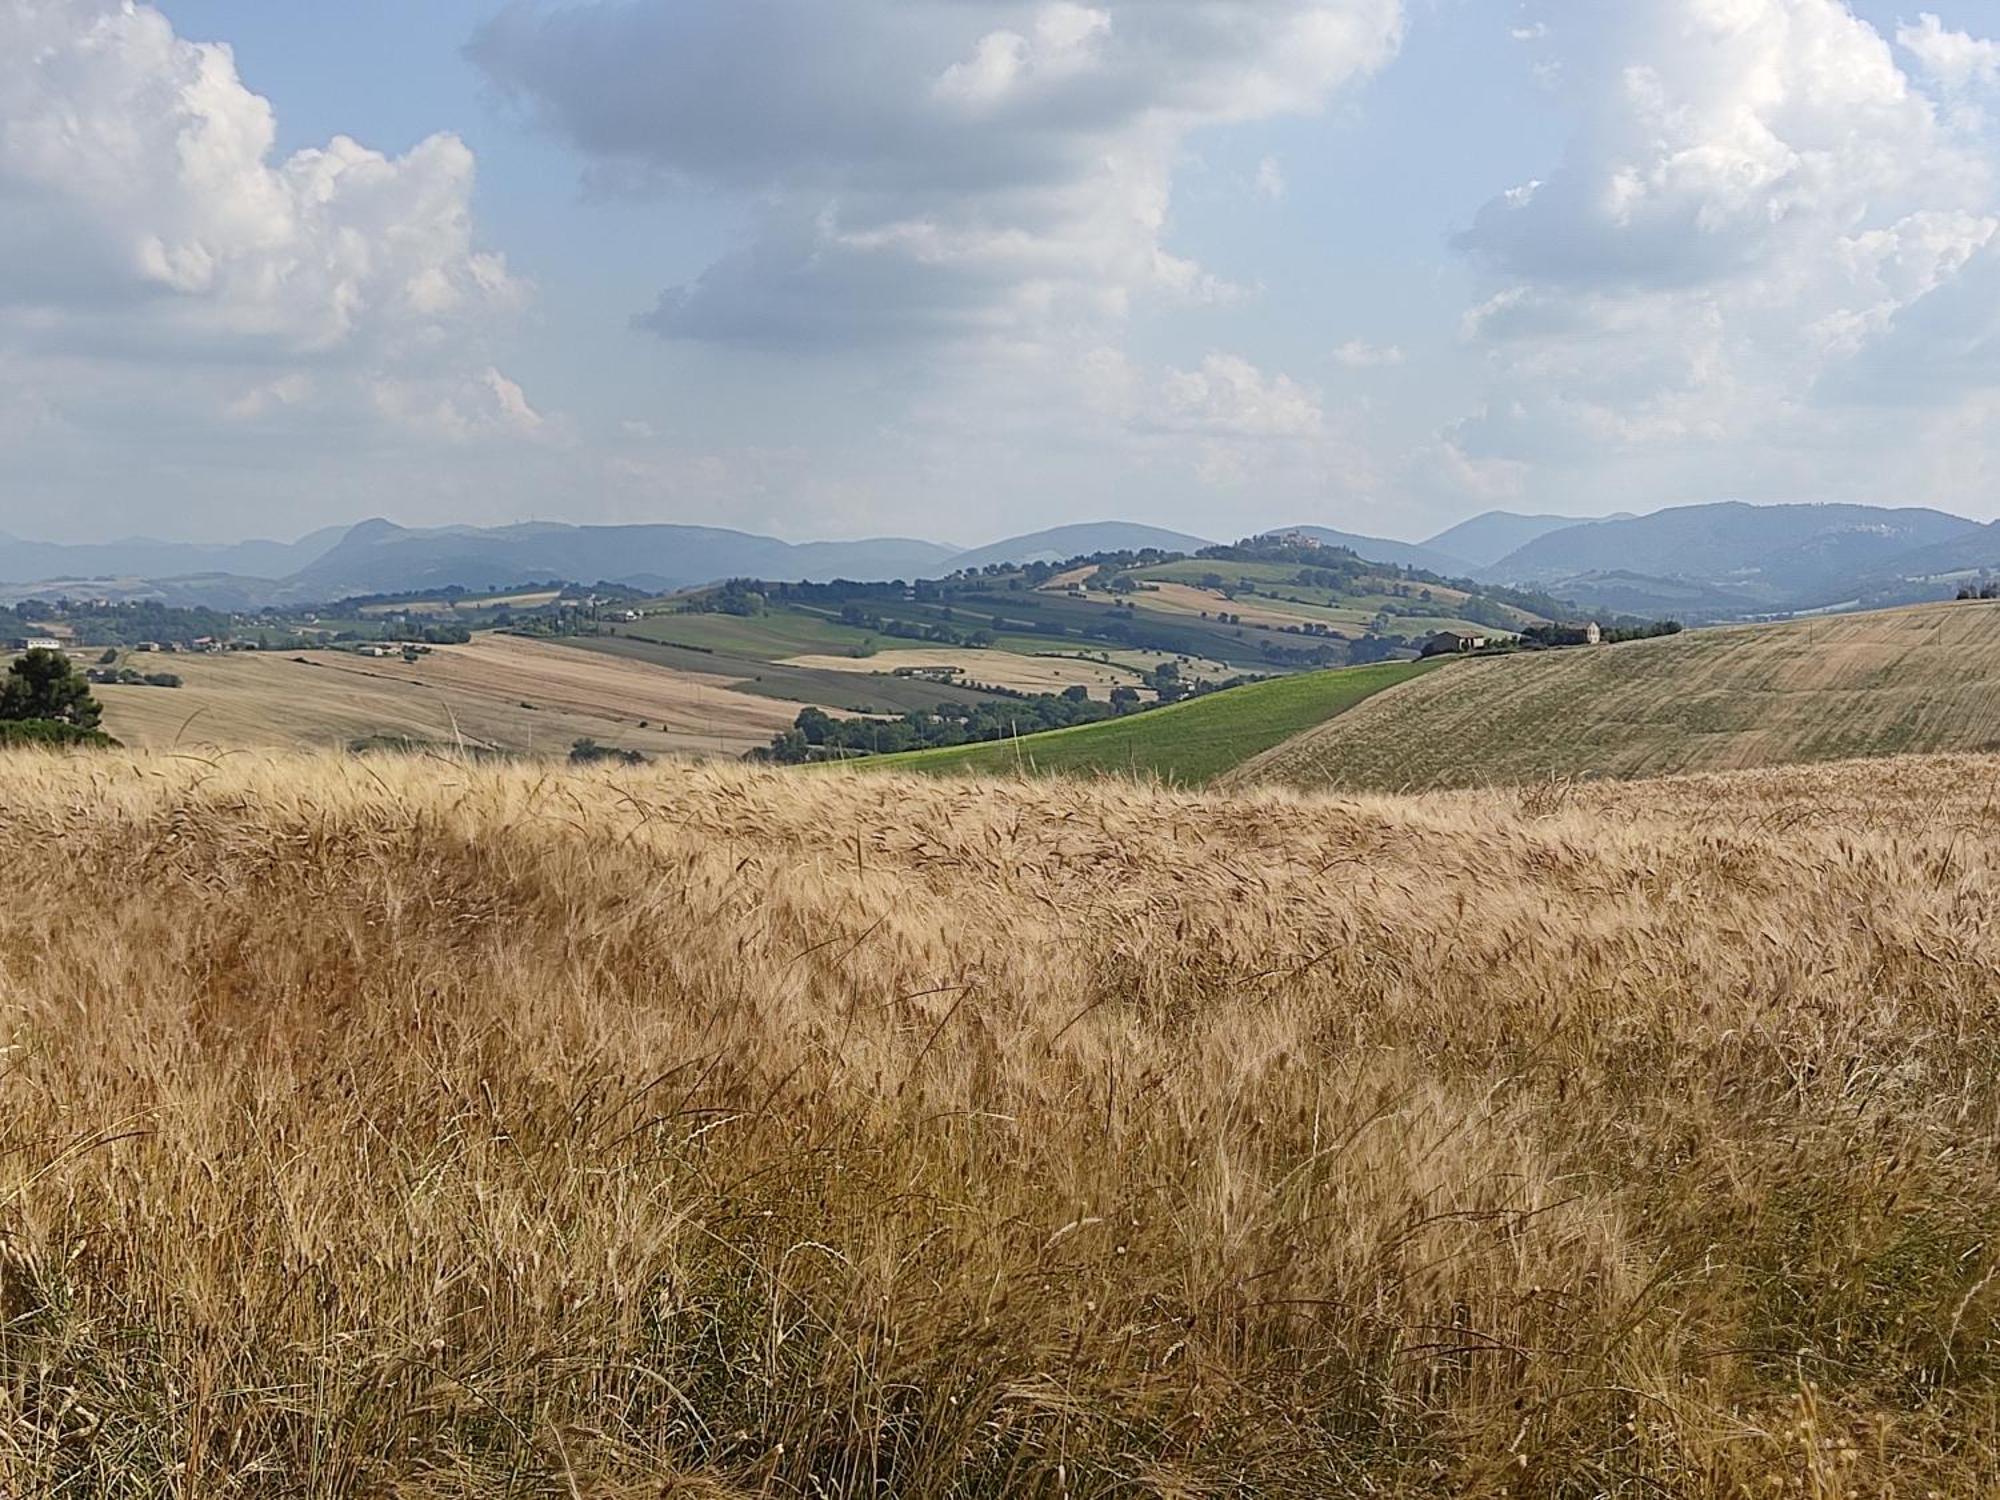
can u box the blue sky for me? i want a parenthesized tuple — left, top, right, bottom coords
(4, 0, 2000, 548)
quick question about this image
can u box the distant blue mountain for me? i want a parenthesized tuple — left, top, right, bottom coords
(287, 519, 960, 598)
(945, 522, 1213, 571)
(1421, 511, 1616, 570)
(1487, 502, 1983, 606)
(0, 524, 347, 586)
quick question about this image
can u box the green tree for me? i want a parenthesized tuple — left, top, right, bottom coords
(0, 649, 102, 728)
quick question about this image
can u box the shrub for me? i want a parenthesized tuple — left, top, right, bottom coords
(0, 717, 118, 748)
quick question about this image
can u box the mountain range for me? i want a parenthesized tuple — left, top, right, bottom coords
(7, 503, 2000, 621)
(285, 519, 959, 599)
(1471, 503, 1991, 617)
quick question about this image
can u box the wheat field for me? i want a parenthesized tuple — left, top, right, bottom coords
(1234, 601, 2000, 794)
(92, 636, 812, 760)
(1, 748, 1997, 1496)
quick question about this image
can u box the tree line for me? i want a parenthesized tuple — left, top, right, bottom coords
(750, 663, 1255, 764)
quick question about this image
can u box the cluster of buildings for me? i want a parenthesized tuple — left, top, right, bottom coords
(9, 634, 257, 655)
(135, 638, 249, 654)
(1425, 621, 1602, 656)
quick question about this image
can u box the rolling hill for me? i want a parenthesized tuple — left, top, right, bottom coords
(1873, 514, 2000, 578)
(90, 634, 825, 759)
(16, 502, 2000, 622)
(289, 519, 959, 598)
(1275, 525, 1472, 575)
(1419, 510, 1611, 568)
(0, 524, 348, 586)
(943, 521, 1214, 572)
(851, 658, 1443, 784)
(1229, 599, 2000, 793)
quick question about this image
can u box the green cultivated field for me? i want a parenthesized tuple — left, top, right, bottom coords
(620, 609, 874, 659)
(1230, 600, 2000, 793)
(562, 634, 1024, 714)
(851, 658, 1445, 785)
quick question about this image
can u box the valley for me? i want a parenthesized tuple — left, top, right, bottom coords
(14, 500, 2000, 627)
(32, 526, 2000, 796)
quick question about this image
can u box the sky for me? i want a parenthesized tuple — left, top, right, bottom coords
(5, 0, 2000, 549)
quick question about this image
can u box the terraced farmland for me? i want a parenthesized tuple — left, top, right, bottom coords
(1231, 601, 2000, 793)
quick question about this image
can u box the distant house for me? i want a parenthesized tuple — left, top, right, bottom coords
(18, 637, 63, 653)
(1547, 621, 1603, 647)
(1423, 630, 1489, 656)
(1264, 529, 1325, 551)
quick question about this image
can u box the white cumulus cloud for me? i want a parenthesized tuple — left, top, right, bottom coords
(472, 0, 1402, 350)
(0, 0, 545, 540)
(1898, 13, 2000, 93)
(0, 0, 519, 357)
(1443, 0, 2000, 513)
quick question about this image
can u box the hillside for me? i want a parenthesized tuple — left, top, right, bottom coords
(853, 658, 1443, 783)
(1485, 500, 1980, 608)
(290, 519, 958, 598)
(944, 521, 1213, 571)
(1420, 509, 1607, 568)
(2, 748, 1995, 1493)
(11, 501, 2000, 622)
(0, 523, 347, 586)
(91, 634, 819, 758)
(1876, 513, 2000, 577)
(1271, 524, 1470, 574)
(1233, 600, 2000, 793)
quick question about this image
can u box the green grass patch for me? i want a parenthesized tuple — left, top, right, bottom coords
(1131, 559, 1309, 586)
(622, 610, 876, 660)
(844, 658, 1446, 786)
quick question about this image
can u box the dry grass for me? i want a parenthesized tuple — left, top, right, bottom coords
(1234, 600, 2000, 793)
(778, 648, 1144, 699)
(1, 747, 1997, 1496)
(94, 635, 821, 759)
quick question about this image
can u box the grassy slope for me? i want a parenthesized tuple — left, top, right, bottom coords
(2, 749, 1996, 1493)
(622, 608, 873, 659)
(1233, 600, 2000, 793)
(853, 658, 1444, 784)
